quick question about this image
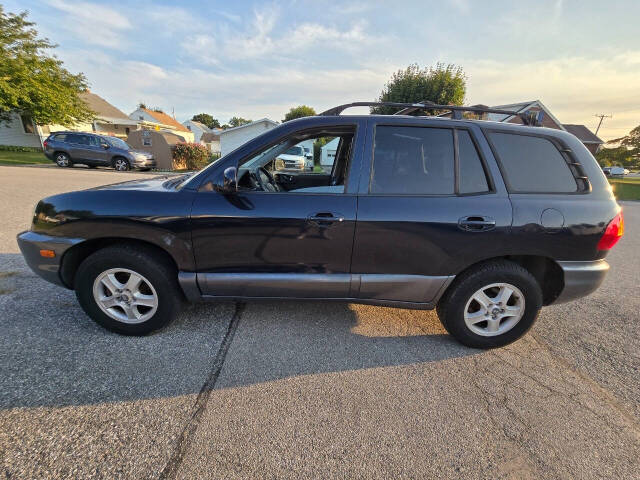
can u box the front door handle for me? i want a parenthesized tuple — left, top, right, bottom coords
(307, 212, 344, 227)
(458, 216, 496, 232)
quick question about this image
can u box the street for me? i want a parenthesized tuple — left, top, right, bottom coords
(0, 166, 638, 479)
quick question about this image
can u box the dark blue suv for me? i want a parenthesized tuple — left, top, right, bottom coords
(43, 132, 155, 171)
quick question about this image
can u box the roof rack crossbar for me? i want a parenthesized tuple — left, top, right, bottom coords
(319, 101, 543, 126)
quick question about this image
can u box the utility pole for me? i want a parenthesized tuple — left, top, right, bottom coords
(594, 114, 612, 136)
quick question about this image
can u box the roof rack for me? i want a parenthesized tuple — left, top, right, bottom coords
(319, 101, 544, 126)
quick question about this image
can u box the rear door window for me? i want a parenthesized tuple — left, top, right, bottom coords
(489, 132, 577, 193)
(371, 126, 454, 195)
(458, 130, 489, 194)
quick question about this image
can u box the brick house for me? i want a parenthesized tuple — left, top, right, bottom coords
(487, 100, 604, 154)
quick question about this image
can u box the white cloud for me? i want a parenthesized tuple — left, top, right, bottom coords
(44, 0, 132, 49)
(180, 5, 377, 65)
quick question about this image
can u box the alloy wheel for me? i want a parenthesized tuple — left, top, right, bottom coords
(114, 159, 129, 171)
(92, 268, 158, 324)
(463, 282, 525, 337)
(55, 154, 69, 167)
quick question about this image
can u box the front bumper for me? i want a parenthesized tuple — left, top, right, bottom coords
(132, 157, 156, 169)
(16, 231, 82, 288)
(554, 260, 609, 304)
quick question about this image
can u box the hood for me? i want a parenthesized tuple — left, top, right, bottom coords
(87, 174, 190, 192)
(277, 154, 305, 161)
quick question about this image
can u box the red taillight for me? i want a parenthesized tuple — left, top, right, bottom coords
(597, 211, 624, 250)
(43, 140, 48, 149)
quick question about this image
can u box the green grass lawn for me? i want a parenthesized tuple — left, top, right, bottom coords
(0, 150, 50, 166)
(608, 176, 640, 200)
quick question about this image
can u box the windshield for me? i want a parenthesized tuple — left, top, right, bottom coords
(108, 137, 131, 149)
(285, 146, 304, 156)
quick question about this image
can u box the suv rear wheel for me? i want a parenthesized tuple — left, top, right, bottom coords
(54, 152, 71, 167)
(74, 245, 183, 335)
(436, 260, 542, 348)
(113, 157, 130, 171)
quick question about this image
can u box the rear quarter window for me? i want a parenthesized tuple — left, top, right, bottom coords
(53, 134, 67, 142)
(489, 132, 578, 193)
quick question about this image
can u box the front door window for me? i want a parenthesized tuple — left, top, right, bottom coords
(236, 127, 355, 194)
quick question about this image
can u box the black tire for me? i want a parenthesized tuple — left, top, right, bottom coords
(74, 245, 183, 335)
(54, 152, 72, 167)
(112, 157, 130, 171)
(436, 260, 542, 349)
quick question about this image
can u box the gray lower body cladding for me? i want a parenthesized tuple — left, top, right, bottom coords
(180, 272, 455, 309)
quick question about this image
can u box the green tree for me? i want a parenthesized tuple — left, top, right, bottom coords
(371, 63, 466, 115)
(282, 105, 316, 122)
(191, 113, 221, 129)
(228, 116, 252, 128)
(598, 124, 640, 169)
(0, 7, 93, 126)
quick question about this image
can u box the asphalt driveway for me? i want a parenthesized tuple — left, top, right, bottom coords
(0, 166, 638, 479)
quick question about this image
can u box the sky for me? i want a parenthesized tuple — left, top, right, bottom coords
(5, 0, 640, 141)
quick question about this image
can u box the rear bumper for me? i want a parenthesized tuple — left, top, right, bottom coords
(16, 231, 82, 288)
(554, 260, 609, 304)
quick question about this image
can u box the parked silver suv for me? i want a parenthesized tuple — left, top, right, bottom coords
(43, 132, 155, 171)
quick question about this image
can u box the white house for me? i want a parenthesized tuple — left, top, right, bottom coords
(320, 137, 340, 172)
(200, 132, 221, 155)
(182, 120, 212, 143)
(129, 107, 194, 142)
(219, 118, 278, 156)
(0, 113, 48, 148)
(0, 91, 137, 148)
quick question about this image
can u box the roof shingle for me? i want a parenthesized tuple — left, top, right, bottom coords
(562, 124, 603, 144)
(142, 108, 190, 132)
(80, 91, 129, 120)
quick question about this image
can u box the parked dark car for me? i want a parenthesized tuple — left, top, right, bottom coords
(18, 102, 624, 348)
(43, 132, 156, 171)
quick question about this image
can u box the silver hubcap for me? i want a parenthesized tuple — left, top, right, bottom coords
(464, 282, 525, 337)
(92, 268, 158, 324)
(115, 159, 128, 170)
(56, 154, 68, 166)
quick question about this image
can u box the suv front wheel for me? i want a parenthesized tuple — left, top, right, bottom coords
(436, 260, 542, 348)
(74, 245, 183, 335)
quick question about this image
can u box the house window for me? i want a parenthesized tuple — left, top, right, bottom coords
(142, 130, 152, 146)
(125, 127, 130, 135)
(20, 115, 35, 134)
(139, 116, 144, 120)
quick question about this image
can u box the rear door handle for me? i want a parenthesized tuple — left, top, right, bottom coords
(307, 212, 344, 227)
(458, 216, 496, 232)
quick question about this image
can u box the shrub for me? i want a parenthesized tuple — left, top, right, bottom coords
(0, 145, 42, 152)
(172, 143, 210, 170)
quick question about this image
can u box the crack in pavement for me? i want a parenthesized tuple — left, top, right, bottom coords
(527, 333, 640, 437)
(158, 302, 245, 480)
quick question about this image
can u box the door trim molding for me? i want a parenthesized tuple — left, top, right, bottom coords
(185, 272, 455, 305)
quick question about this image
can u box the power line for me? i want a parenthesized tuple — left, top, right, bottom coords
(594, 114, 612, 136)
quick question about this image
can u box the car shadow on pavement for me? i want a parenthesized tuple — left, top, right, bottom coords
(213, 300, 477, 390)
(0, 253, 478, 409)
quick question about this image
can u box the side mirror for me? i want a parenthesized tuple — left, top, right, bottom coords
(215, 166, 237, 193)
(101, 143, 110, 149)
